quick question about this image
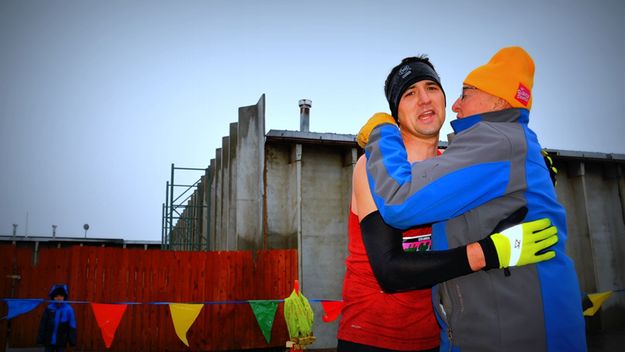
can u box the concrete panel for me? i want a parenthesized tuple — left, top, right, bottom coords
(206, 160, 215, 250)
(209, 159, 217, 250)
(584, 162, 625, 328)
(557, 161, 596, 291)
(236, 95, 266, 250)
(214, 148, 223, 250)
(299, 145, 352, 349)
(228, 123, 238, 250)
(619, 165, 625, 225)
(556, 159, 625, 330)
(265, 143, 298, 249)
(222, 136, 233, 250)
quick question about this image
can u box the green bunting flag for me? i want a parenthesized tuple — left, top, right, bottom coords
(248, 300, 278, 343)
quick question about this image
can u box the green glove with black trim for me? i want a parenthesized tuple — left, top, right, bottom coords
(478, 207, 558, 270)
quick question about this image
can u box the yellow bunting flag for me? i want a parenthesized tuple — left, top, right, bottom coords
(583, 291, 613, 316)
(169, 303, 204, 346)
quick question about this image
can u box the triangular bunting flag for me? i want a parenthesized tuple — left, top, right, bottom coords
(248, 300, 278, 343)
(90, 303, 127, 348)
(169, 303, 204, 347)
(320, 300, 343, 322)
(283, 290, 314, 339)
(583, 291, 613, 316)
(1, 299, 43, 320)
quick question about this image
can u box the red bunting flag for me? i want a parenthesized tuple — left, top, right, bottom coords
(90, 303, 127, 349)
(320, 301, 343, 322)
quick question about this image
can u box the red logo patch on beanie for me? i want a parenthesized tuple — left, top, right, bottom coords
(515, 83, 531, 106)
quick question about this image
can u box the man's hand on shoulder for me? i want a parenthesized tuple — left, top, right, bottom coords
(356, 112, 397, 148)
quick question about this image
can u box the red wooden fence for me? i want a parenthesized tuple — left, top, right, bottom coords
(0, 244, 298, 351)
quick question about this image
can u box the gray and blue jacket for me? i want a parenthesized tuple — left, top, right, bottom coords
(365, 108, 586, 352)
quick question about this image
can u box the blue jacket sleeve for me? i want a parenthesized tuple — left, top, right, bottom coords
(365, 124, 512, 229)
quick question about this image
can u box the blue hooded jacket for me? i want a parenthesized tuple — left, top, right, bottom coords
(37, 284, 77, 347)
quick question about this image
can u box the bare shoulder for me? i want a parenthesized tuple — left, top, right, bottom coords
(354, 154, 367, 175)
(352, 154, 377, 220)
(352, 155, 368, 189)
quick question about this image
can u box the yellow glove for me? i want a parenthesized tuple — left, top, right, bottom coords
(356, 112, 397, 148)
(541, 149, 558, 186)
(487, 218, 558, 269)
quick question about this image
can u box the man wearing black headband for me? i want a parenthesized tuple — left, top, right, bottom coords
(384, 57, 446, 122)
(337, 56, 557, 352)
(355, 47, 583, 351)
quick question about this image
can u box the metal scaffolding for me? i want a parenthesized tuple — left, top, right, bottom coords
(161, 163, 209, 250)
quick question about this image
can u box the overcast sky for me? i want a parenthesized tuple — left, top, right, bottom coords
(1, 0, 624, 241)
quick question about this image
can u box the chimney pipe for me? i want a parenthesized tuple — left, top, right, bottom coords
(299, 99, 311, 132)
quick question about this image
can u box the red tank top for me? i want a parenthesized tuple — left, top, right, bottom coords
(338, 210, 440, 350)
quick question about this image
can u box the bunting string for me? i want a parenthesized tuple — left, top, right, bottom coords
(1, 296, 343, 349)
(3, 288, 620, 349)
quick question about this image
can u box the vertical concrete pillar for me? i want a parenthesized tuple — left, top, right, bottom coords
(203, 162, 214, 251)
(265, 143, 298, 249)
(222, 137, 231, 249)
(228, 123, 238, 250)
(291, 144, 303, 284)
(560, 161, 595, 289)
(585, 163, 625, 328)
(209, 158, 217, 251)
(299, 145, 354, 348)
(236, 95, 266, 250)
(561, 160, 625, 329)
(215, 148, 223, 250)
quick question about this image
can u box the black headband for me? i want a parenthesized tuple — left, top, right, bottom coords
(385, 61, 445, 120)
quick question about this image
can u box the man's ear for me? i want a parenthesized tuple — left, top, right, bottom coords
(493, 98, 512, 111)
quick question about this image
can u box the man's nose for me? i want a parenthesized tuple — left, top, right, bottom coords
(417, 88, 431, 104)
(451, 97, 462, 112)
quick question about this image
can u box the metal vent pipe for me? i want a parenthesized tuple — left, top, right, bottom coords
(299, 99, 311, 132)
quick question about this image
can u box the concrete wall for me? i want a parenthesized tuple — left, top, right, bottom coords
(167, 95, 625, 347)
(299, 144, 353, 345)
(264, 139, 354, 345)
(555, 159, 625, 330)
(236, 99, 265, 250)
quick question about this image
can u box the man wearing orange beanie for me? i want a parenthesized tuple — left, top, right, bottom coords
(357, 47, 586, 351)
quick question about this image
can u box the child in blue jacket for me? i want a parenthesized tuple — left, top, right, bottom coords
(37, 284, 77, 352)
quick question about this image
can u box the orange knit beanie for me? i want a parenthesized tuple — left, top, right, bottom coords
(464, 46, 535, 110)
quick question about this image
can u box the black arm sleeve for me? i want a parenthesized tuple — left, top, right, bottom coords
(360, 211, 473, 293)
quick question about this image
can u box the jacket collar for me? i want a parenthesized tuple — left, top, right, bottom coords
(450, 108, 530, 134)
